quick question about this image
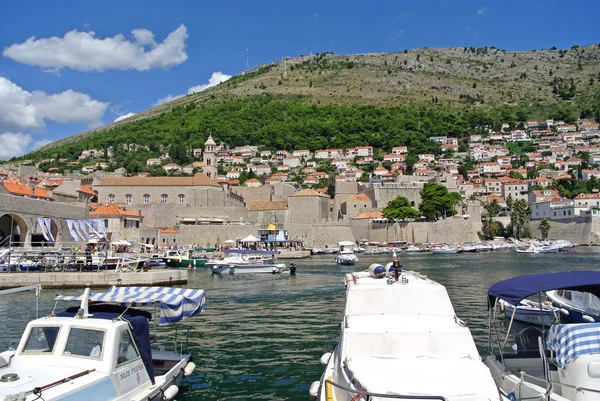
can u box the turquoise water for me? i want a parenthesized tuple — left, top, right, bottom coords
(2, 249, 599, 400)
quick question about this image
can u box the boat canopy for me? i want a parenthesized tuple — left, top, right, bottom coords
(487, 271, 600, 307)
(338, 241, 355, 246)
(56, 286, 206, 325)
(224, 249, 276, 255)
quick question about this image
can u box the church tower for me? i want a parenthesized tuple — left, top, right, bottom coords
(203, 135, 217, 179)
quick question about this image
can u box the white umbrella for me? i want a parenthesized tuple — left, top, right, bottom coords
(224, 239, 236, 244)
(240, 235, 260, 242)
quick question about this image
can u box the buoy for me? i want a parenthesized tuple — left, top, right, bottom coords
(162, 384, 179, 400)
(188, 263, 192, 269)
(184, 362, 196, 376)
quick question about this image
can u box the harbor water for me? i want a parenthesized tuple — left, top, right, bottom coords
(1, 248, 599, 400)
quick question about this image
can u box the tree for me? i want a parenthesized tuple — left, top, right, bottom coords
(486, 199, 501, 217)
(508, 171, 525, 181)
(382, 196, 421, 219)
(510, 199, 529, 239)
(505, 194, 514, 210)
(539, 218, 551, 240)
(418, 183, 462, 220)
(404, 155, 418, 173)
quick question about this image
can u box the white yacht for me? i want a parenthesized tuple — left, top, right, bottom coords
(310, 253, 502, 401)
(0, 285, 204, 401)
(208, 249, 287, 274)
(334, 241, 358, 265)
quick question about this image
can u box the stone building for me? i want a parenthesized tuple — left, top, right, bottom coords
(89, 203, 143, 242)
(202, 135, 218, 179)
(287, 189, 331, 223)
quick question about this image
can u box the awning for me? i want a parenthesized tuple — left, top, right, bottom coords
(56, 286, 206, 325)
(487, 271, 600, 307)
(240, 235, 260, 242)
(223, 239, 236, 244)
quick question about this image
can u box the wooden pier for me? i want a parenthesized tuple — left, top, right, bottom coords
(0, 269, 188, 289)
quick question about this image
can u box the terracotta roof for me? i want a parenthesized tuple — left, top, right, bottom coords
(353, 211, 384, 220)
(248, 201, 288, 211)
(348, 193, 371, 202)
(90, 203, 140, 217)
(160, 228, 179, 234)
(78, 185, 96, 196)
(2, 182, 51, 199)
(290, 188, 330, 198)
(98, 173, 220, 187)
(245, 178, 260, 183)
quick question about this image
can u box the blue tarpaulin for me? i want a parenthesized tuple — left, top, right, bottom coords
(487, 271, 600, 308)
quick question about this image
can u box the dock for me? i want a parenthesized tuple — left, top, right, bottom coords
(0, 269, 188, 289)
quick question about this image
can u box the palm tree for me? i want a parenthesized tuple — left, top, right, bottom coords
(510, 199, 530, 239)
(539, 218, 551, 240)
(506, 194, 514, 211)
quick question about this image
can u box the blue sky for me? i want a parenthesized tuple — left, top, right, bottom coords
(0, 0, 598, 159)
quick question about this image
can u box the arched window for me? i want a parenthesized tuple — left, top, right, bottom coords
(207, 159, 211, 166)
(125, 194, 132, 204)
(143, 194, 150, 204)
(178, 194, 185, 205)
(108, 194, 115, 203)
(161, 194, 168, 204)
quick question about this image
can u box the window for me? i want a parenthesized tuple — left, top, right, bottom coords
(22, 326, 60, 354)
(161, 194, 168, 204)
(178, 194, 185, 205)
(143, 194, 150, 204)
(63, 328, 105, 360)
(116, 329, 140, 366)
(125, 194, 132, 204)
(108, 194, 115, 203)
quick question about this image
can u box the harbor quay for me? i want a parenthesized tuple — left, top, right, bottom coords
(0, 269, 188, 289)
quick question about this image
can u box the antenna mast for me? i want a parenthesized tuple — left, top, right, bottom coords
(246, 48, 249, 72)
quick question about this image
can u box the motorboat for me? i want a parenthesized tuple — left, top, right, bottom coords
(462, 243, 478, 253)
(209, 249, 288, 274)
(497, 298, 560, 326)
(515, 241, 560, 254)
(547, 289, 600, 323)
(431, 245, 460, 254)
(403, 244, 425, 253)
(310, 253, 502, 400)
(0, 285, 205, 401)
(485, 271, 600, 401)
(334, 241, 358, 265)
(164, 249, 207, 268)
(475, 242, 492, 252)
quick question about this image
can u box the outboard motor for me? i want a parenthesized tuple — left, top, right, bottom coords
(289, 263, 297, 275)
(515, 326, 543, 357)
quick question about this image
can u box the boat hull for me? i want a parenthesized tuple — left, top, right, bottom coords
(209, 263, 287, 274)
(165, 258, 207, 268)
(499, 299, 558, 326)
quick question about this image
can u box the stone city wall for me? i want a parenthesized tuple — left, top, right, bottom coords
(527, 216, 600, 244)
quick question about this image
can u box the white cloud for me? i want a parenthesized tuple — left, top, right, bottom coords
(3, 24, 188, 72)
(477, 7, 487, 15)
(32, 139, 53, 151)
(154, 71, 232, 106)
(113, 112, 136, 122)
(0, 76, 108, 131)
(0, 132, 32, 160)
(388, 29, 405, 43)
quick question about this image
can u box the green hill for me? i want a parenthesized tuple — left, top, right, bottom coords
(21, 45, 600, 173)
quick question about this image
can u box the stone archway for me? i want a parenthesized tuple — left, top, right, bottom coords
(0, 214, 29, 247)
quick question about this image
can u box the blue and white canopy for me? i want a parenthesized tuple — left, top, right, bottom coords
(56, 286, 206, 325)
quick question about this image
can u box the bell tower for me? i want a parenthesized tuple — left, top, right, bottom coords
(203, 135, 217, 179)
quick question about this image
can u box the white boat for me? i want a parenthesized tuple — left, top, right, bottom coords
(475, 242, 492, 252)
(403, 244, 425, 253)
(547, 289, 600, 323)
(498, 298, 559, 326)
(0, 285, 204, 401)
(431, 245, 459, 254)
(334, 241, 358, 265)
(209, 249, 287, 274)
(310, 253, 502, 400)
(516, 241, 560, 254)
(485, 271, 600, 401)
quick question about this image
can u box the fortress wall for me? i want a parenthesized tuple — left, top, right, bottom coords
(527, 216, 600, 244)
(357, 218, 481, 244)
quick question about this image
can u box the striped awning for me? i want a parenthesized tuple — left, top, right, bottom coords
(56, 286, 206, 325)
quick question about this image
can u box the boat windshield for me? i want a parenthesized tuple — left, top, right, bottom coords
(22, 326, 60, 354)
(63, 327, 105, 359)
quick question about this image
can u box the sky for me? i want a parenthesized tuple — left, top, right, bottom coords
(0, 0, 599, 160)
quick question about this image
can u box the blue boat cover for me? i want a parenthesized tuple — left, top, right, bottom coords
(487, 271, 600, 307)
(56, 286, 206, 325)
(224, 249, 276, 255)
(547, 323, 600, 368)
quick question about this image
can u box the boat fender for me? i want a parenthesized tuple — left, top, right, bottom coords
(499, 301, 505, 313)
(320, 352, 331, 365)
(560, 308, 570, 316)
(385, 262, 394, 272)
(308, 381, 320, 398)
(184, 362, 196, 376)
(162, 384, 179, 400)
(368, 264, 386, 278)
(583, 314, 595, 323)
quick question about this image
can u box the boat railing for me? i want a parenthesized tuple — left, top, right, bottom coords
(323, 378, 449, 400)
